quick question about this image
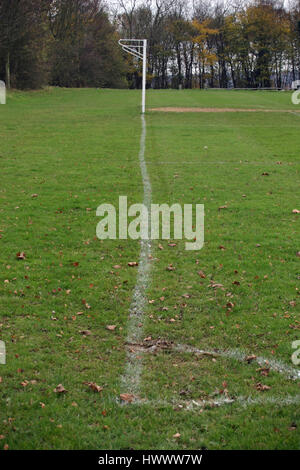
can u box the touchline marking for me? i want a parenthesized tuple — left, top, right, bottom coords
(120, 340, 300, 408)
(125, 340, 300, 381)
(121, 114, 152, 397)
(173, 344, 300, 381)
(125, 394, 300, 411)
(147, 161, 295, 165)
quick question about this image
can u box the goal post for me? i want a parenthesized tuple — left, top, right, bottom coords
(118, 39, 147, 114)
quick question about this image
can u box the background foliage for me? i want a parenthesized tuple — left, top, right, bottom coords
(1, 0, 300, 90)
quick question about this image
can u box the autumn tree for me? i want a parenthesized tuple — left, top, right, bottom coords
(0, 0, 50, 89)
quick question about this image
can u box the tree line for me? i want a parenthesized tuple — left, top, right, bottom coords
(0, 0, 126, 89)
(1, 0, 300, 90)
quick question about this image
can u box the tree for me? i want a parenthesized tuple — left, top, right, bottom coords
(0, 0, 50, 89)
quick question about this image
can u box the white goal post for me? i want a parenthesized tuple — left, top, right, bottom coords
(118, 39, 147, 114)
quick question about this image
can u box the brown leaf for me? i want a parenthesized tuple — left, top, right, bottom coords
(245, 355, 257, 363)
(211, 283, 224, 289)
(53, 384, 67, 393)
(106, 325, 116, 331)
(198, 270, 206, 278)
(166, 264, 175, 271)
(226, 302, 235, 309)
(120, 393, 135, 403)
(292, 209, 300, 214)
(128, 262, 138, 267)
(218, 205, 228, 210)
(173, 433, 181, 439)
(80, 330, 92, 336)
(257, 367, 270, 377)
(84, 382, 103, 393)
(255, 383, 271, 392)
(31, 194, 38, 198)
(16, 252, 26, 260)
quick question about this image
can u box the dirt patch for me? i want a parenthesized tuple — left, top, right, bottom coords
(150, 107, 296, 113)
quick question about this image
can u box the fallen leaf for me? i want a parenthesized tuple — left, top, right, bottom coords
(173, 433, 181, 438)
(128, 262, 138, 267)
(257, 367, 270, 377)
(245, 355, 257, 363)
(120, 393, 135, 403)
(84, 382, 103, 393)
(166, 264, 175, 271)
(80, 330, 92, 336)
(53, 384, 67, 393)
(198, 270, 206, 278)
(106, 325, 116, 331)
(255, 383, 271, 392)
(292, 209, 300, 214)
(16, 252, 26, 260)
(226, 302, 235, 309)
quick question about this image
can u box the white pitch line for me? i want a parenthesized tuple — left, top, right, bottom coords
(121, 394, 300, 411)
(174, 344, 300, 381)
(147, 161, 295, 165)
(121, 114, 152, 396)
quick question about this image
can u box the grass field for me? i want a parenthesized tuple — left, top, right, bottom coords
(0, 88, 300, 450)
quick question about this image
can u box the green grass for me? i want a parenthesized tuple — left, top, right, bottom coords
(0, 88, 299, 449)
